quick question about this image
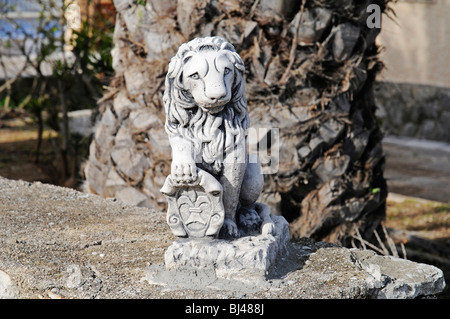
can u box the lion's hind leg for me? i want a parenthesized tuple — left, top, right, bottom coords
(239, 155, 264, 207)
(255, 202, 276, 235)
(235, 155, 276, 236)
(218, 160, 246, 239)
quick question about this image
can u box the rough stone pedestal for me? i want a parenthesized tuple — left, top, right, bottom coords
(164, 214, 289, 283)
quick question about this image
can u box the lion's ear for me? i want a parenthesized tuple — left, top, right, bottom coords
(220, 41, 234, 52)
(225, 51, 245, 73)
(182, 52, 194, 65)
(168, 57, 181, 79)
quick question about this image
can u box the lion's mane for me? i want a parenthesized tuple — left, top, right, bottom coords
(163, 37, 250, 175)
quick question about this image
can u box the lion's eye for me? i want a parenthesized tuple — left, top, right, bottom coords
(189, 73, 199, 80)
(224, 67, 231, 75)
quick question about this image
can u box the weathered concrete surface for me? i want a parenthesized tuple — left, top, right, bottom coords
(0, 176, 445, 299)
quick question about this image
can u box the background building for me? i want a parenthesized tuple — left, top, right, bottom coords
(375, 0, 450, 142)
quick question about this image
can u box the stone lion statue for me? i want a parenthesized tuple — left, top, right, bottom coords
(163, 36, 274, 238)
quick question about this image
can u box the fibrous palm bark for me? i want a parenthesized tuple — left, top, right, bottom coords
(83, 0, 392, 245)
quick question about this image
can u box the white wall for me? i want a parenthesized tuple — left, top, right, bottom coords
(376, 0, 449, 88)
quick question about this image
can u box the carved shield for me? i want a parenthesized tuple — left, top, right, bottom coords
(160, 169, 225, 238)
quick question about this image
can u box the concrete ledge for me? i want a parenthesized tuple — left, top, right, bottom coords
(0, 176, 445, 299)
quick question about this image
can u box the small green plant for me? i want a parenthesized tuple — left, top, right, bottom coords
(371, 187, 381, 194)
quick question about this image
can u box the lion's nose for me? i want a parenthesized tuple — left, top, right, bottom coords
(205, 83, 227, 101)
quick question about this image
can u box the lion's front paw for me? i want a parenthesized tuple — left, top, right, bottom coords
(171, 162, 198, 184)
(220, 218, 239, 239)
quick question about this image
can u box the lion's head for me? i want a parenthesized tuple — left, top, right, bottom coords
(165, 37, 246, 114)
(180, 43, 236, 113)
(163, 37, 249, 175)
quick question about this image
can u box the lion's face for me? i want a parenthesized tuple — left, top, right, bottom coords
(181, 50, 235, 114)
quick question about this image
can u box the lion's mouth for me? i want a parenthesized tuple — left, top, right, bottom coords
(198, 102, 227, 114)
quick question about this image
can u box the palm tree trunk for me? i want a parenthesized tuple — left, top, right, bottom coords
(83, 0, 393, 245)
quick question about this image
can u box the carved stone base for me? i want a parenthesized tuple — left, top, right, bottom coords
(164, 214, 289, 283)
